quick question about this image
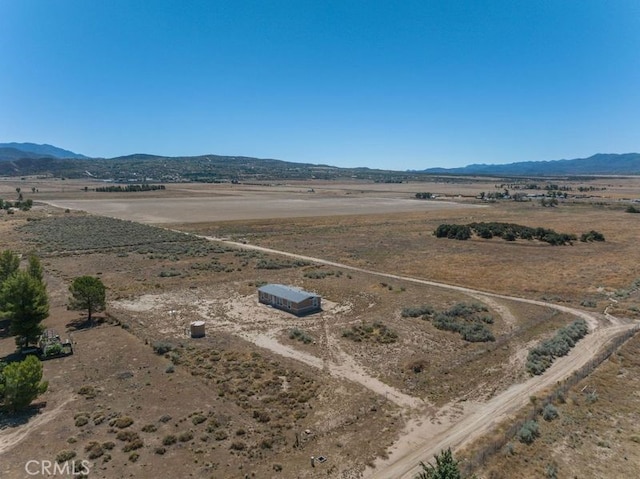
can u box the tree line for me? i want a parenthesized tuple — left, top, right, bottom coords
(93, 184, 166, 193)
(434, 222, 605, 246)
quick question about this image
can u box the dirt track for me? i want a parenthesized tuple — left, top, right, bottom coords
(0, 395, 74, 457)
(196, 236, 636, 479)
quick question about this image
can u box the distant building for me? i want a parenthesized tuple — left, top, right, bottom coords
(258, 284, 321, 316)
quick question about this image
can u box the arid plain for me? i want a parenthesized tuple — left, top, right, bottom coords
(1, 176, 639, 479)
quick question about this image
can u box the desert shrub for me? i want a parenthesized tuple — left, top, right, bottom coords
(154, 446, 166, 455)
(74, 415, 89, 427)
(304, 269, 339, 279)
(162, 434, 177, 446)
(542, 404, 559, 421)
(85, 441, 104, 459)
(448, 302, 488, 317)
(253, 410, 271, 423)
(116, 431, 139, 442)
(159, 270, 180, 277)
(141, 424, 158, 433)
(152, 341, 174, 355)
(111, 416, 134, 429)
(191, 414, 206, 425)
(580, 299, 597, 308)
(17, 215, 218, 255)
(77, 385, 97, 399)
(159, 414, 172, 423)
(460, 323, 495, 342)
(626, 205, 640, 213)
(289, 328, 314, 344)
(179, 431, 194, 442)
(128, 452, 140, 462)
(123, 438, 144, 452)
(407, 358, 428, 373)
(401, 305, 434, 317)
(230, 441, 246, 451)
(255, 259, 310, 270)
(214, 430, 229, 441)
(517, 420, 540, 444)
(342, 321, 398, 344)
(580, 230, 605, 242)
(102, 441, 115, 450)
(503, 442, 515, 456)
(56, 450, 76, 463)
(526, 319, 588, 375)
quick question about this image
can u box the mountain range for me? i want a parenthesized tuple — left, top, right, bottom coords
(0, 142, 88, 160)
(419, 153, 640, 176)
(1, 142, 639, 177)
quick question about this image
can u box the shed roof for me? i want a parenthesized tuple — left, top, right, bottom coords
(258, 284, 319, 303)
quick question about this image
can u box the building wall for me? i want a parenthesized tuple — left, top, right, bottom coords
(258, 291, 321, 316)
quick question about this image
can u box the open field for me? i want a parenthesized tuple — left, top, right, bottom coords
(14, 180, 485, 223)
(1, 176, 640, 478)
(463, 330, 640, 479)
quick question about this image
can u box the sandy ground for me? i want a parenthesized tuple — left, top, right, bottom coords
(112, 290, 421, 410)
(40, 195, 480, 223)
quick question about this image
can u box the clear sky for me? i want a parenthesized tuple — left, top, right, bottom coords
(1, 1, 639, 170)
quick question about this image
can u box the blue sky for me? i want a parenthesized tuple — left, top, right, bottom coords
(1, 1, 639, 170)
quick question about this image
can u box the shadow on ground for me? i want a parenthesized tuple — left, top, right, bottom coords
(66, 316, 105, 331)
(0, 402, 47, 431)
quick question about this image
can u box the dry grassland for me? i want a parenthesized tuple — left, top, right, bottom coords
(464, 332, 640, 479)
(0, 176, 639, 478)
(181, 199, 640, 307)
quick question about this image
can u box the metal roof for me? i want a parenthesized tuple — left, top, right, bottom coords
(258, 284, 319, 303)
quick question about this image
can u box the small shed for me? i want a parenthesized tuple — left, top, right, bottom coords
(258, 284, 321, 316)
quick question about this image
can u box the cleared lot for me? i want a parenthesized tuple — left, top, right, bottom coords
(41, 194, 480, 223)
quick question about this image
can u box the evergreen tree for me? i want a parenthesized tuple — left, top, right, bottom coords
(417, 448, 461, 479)
(2, 271, 49, 347)
(69, 276, 106, 322)
(27, 254, 44, 282)
(0, 355, 48, 413)
(0, 250, 20, 284)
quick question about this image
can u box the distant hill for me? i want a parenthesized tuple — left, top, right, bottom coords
(419, 153, 640, 176)
(0, 147, 53, 161)
(2, 142, 639, 180)
(0, 153, 411, 183)
(0, 142, 88, 160)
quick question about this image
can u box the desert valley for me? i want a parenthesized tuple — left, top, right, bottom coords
(1, 173, 640, 478)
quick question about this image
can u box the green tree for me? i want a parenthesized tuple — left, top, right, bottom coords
(69, 276, 106, 322)
(0, 250, 20, 284)
(2, 271, 49, 347)
(27, 254, 44, 282)
(417, 448, 461, 479)
(0, 355, 48, 413)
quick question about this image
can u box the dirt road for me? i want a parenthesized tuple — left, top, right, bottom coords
(197, 236, 636, 479)
(0, 395, 74, 457)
